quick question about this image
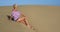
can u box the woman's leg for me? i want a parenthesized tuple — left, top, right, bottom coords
(24, 19, 32, 28)
(17, 17, 26, 25)
(17, 17, 32, 29)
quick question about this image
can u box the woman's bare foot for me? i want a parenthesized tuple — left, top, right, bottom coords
(27, 24, 35, 30)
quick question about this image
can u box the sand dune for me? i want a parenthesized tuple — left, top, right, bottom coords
(0, 5, 60, 32)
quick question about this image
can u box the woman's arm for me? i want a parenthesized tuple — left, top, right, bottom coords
(21, 12, 26, 17)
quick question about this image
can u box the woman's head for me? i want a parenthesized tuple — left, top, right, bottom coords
(13, 4, 18, 9)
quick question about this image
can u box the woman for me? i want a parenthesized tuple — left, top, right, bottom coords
(10, 4, 32, 29)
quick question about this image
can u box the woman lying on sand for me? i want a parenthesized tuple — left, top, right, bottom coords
(8, 4, 34, 29)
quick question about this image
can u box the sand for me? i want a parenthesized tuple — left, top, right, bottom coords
(0, 5, 60, 32)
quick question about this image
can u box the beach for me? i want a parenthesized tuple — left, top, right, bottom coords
(0, 5, 60, 32)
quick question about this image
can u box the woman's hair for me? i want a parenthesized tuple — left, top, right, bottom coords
(13, 4, 17, 9)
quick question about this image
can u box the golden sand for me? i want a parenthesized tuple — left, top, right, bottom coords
(0, 5, 60, 32)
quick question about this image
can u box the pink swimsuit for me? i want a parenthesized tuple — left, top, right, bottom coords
(11, 10, 21, 21)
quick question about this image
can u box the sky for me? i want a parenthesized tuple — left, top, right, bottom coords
(0, 0, 60, 6)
